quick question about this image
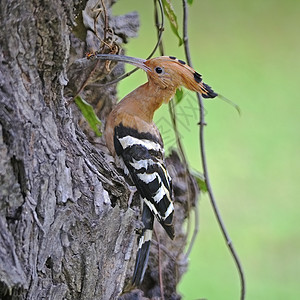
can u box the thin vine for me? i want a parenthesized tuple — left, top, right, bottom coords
(182, 0, 246, 299)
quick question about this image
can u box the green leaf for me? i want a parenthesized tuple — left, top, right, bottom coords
(162, 0, 183, 46)
(187, 0, 194, 5)
(191, 170, 208, 192)
(74, 96, 102, 137)
(175, 87, 184, 104)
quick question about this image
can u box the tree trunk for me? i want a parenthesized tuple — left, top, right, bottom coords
(0, 1, 197, 299)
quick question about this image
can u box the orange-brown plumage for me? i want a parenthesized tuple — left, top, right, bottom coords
(102, 55, 217, 156)
(105, 81, 173, 157)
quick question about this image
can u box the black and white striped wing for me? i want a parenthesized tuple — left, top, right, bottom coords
(114, 123, 175, 239)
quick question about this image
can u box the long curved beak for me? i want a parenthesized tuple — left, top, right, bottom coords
(93, 54, 149, 72)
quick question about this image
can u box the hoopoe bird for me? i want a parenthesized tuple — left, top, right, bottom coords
(92, 54, 217, 286)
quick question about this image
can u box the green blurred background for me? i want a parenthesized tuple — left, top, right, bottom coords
(113, 1, 299, 299)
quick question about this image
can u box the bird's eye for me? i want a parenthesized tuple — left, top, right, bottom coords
(155, 66, 164, 74)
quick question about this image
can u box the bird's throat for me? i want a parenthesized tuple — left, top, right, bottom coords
(121, 82, 175, 124)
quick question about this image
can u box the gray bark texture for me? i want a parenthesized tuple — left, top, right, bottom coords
(0, 0, 199, 299)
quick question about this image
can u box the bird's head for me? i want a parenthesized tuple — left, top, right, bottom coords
(144, 56, 217, 98)
(92, 54, 218, 99)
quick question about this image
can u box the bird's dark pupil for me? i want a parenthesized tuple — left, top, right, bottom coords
(155, 67, 163, 74)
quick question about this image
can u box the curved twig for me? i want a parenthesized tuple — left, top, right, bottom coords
(182, 0, 246, 299)
(100, 0, 108, 45)
(154, 0, 165, 55)
(168, 100, 194, 256)
(183, 173, 199, 259)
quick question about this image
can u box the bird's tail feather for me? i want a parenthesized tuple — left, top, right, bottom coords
(132, 204, 154, 286)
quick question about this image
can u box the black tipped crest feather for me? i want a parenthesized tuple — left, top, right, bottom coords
(202, 82, 218, 98)
(194, 71, 202, 83)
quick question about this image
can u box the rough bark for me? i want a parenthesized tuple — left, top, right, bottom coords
(0, 0, 198, 299)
